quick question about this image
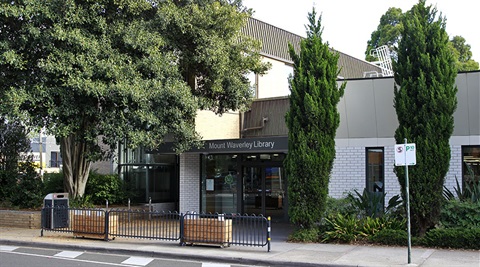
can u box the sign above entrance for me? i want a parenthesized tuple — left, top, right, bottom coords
(193, 136, 288, 153)
(149, 136, 288, 154)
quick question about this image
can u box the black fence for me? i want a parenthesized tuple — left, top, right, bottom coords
(41, 207, 271, 251)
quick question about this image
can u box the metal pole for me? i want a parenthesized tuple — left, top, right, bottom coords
(128, 198, 131, 223)
(149, 197, 152, 221)
(405, 138, 412, 264)
(267, 216, 271, 252)
(39, 130, 43, 176)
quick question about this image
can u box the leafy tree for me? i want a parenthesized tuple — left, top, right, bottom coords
(0, 0, 268, 198)
(0, 116, 32, 200)
(365, 7, 404, 62)
(9, 161, 44, 208)
(366, 7, 479, 71)
(449, 36, 479, 71)
(0, 116, 42, 207)
(0, 116, 31, 171)
(393, 0, 457, 236)
(285, 9, 345, 228)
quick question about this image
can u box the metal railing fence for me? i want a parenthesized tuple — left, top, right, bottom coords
(108, 209, 181, 241)
(41, 207, 271, 251)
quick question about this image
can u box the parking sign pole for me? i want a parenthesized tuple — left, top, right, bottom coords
(405, 138, 412, 264)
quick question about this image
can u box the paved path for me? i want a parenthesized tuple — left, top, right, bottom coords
(0, 227, 478, 267)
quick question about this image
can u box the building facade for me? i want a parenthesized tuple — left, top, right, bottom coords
(117, 19, 480, 223)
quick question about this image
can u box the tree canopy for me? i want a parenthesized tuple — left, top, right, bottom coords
(365, 7, 403, 62)
(285, 8, 345, 228)
(0, 0, 268, 198)
(366, 6, 479, 71)
(393, 0, 457, 236)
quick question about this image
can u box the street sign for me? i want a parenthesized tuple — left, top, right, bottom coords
(395, 143, 416, 166)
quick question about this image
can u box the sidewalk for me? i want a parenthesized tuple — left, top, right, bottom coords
(0, 226, 478, 267)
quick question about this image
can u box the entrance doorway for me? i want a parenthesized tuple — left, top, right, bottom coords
(242, 165, 286, 222)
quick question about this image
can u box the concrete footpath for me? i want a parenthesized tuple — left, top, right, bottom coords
(0, 226, 478, 267)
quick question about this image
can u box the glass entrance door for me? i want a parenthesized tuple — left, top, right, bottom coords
(243, 166, 262, 215)
(242, 166, 286, 221)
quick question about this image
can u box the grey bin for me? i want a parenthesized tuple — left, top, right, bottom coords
(42, 193, 69, 229)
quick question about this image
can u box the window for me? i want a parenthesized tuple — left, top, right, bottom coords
(201, 154, 238, 214)
(246, 71, 257, 98)
(50, 151, 62, 168)
(118, 142, 178, 203)
(366, 148, 384, 193)
(462, 146, 480, 188)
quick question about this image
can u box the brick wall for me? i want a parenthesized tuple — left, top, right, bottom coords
(179, 153, 200, 213)
(329, 145, 463, 203)
(0, 210, 41, 229)
(445, 145, 462, 191)
(330, 147, 366, 198)
(330, 146, 402, 203)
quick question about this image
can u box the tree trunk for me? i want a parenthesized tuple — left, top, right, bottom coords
(59, 133, 91, 199)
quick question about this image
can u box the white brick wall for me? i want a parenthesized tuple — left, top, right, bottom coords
(329, 145, 463, 203)
(330, 147, 366, 198)
(179, 153, 200, 213)
(330, 146, 402, 203)
(445, 145, 462, 191)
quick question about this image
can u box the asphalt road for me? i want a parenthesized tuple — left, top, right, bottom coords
(0, 245, 269, 267)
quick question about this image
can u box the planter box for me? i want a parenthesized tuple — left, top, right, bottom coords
(72, 211, 117, 240)
(183, 217, 232, 247)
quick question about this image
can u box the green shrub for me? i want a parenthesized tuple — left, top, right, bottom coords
(321, 214, 407, 244)
(359, 216, 406, 238)
(42, 172, 64, 194)
(444, 175, 480, 203)
(322, 214, 360, 243)
(439, 200, 480, 229)
(324, 197, 356, 217)
(9, 162, 44, 208)
(69, 195, 94, 208)
(346, 188, 402, 218)
(422, 228, 480, 250)
(369, 229, 408, 246)
(288, 227, 321, 243)
(85, 172, 126, 205)
(0, 169, 16, 201)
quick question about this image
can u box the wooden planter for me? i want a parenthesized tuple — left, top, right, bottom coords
(72, 211, 117, 240)
(183, 217, 232, 247)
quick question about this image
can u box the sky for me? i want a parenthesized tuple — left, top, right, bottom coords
(242, 0, 479, 64)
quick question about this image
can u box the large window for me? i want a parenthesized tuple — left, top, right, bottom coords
(366, 148, 384, 193)
(462, 146, 480, 188)
(201, 154, 238, 214)
(118, 144, 178, 204)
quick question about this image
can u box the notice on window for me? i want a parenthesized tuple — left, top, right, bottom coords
(206, 179, 214, 191)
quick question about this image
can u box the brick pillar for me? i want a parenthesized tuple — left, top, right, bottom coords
(179, 153, 200, 213)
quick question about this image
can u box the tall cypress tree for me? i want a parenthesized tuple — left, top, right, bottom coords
(393, 0, 457, 236)
(285, 9, 345, 228)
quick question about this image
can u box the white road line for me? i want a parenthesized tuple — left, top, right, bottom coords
(0, 246, 18, 252)
(122, 256, 154, 266)
(202, 263, 231, 267)
(1, 250, 138, 266)
(54, 250, 84, 258)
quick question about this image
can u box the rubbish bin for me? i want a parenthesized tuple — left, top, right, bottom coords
(42, 193, 69, 229)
